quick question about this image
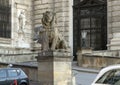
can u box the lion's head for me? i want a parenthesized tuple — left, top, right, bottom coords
(41, 11, 57, 29)
(41, 11, 53, 27)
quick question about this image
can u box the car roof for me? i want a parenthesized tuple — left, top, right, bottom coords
(0, 68, 21, 70)
(101, 64, 120, 72)
(98, 64, 120, 77)
(92, 64, 120, 84)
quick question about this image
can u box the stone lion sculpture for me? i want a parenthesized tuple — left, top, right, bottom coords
(40, 11, 68, 51)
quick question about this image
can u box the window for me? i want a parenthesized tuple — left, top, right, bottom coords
(0, 70, 6, 78)
(8, 70, 18, 77)
(73, 0, 107, 57)
(18, 69, 26, 76)
(16, 69, 21, 75)
(96, 69, 120, 85)
(0, 0, 11, 38)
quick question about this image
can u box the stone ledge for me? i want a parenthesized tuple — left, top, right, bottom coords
(79, 54, 120, 69)
(0, 38, 11, 44)
(38, 50, 71, 56)
(37, 50, 72, 62)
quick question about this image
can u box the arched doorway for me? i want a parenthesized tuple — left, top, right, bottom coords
(73, 0, 107, 59)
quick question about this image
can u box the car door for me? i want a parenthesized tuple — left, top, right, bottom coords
(93, 69, 120, 85)
(7, 69, 19, 85)
(0, 69, 7, 85)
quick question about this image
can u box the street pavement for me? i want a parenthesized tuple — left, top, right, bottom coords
(72, 62, 99, 85)
(73, 70, 98, 85)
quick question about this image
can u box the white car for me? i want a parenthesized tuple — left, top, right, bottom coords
(92, 64, 120, 85)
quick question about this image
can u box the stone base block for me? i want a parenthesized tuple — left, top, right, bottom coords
(37, 50, 72, 85)
(77, 48, 92, 66)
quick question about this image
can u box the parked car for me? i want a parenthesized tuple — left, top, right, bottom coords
(0, 68, 29, 85)
(92, 64, 120, 85)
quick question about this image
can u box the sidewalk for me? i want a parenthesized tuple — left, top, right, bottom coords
(72, 62, 99, 74)
(30, 81, 40, 85)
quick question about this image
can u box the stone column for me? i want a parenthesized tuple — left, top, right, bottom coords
(107, 0, 120, 50)
(37, 50, 72, 85)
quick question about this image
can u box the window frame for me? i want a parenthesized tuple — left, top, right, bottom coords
(73, 0, 107, 57)
(0, 0, 11, 38)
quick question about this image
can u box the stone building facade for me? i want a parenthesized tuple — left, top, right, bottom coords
(0, 0, 73, 62)
(76, 0, 120, 68)
(1, 0, 120, 63)
(73, 0, 120, 57)
(107, 0, 120, 50)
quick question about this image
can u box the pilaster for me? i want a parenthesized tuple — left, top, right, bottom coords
(107, 0, 120, 50)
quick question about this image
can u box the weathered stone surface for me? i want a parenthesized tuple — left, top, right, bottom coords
(111, 0, 120, 6)
(108, 0, 120, 50)
(80, 55, 120, 69)
(112, 5, 120, 11)
(0, 46, 37, 63)
(0, 0, 72, 63)
(77, 48, 92, 66)
(34, 0, 42, 5)
(112, 16, 120, 22)
(37, 51, 72, 85)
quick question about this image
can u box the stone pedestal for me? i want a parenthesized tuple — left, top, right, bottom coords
(37, 50, 72, 85)
(77, 48, 92, 66)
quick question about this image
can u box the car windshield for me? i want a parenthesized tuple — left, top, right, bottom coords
(96, 69, 120, 85)
(0, 69, 6, 78)
(8, 69, 18, 77)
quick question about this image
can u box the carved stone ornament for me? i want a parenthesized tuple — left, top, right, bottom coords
(34, 11, 69, 51)
(18, 9, 26, 33)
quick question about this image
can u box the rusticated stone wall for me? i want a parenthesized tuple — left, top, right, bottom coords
(80, 54, 120, 69)
(107, 0, 120, 50)
(0, 0, 73, 63)
(0, 0, 37, 63)
(0, 46, 37, 63)
(77, 48, 120, 69)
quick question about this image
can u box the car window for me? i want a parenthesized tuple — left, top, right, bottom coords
(0, 70, 6, 78)
(16, 69, 21, 75)
(8, 69, 18, 77)
(96, 69, 120, 85)
(20, 70, 27, 76)
(16, 69, 27, 77)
